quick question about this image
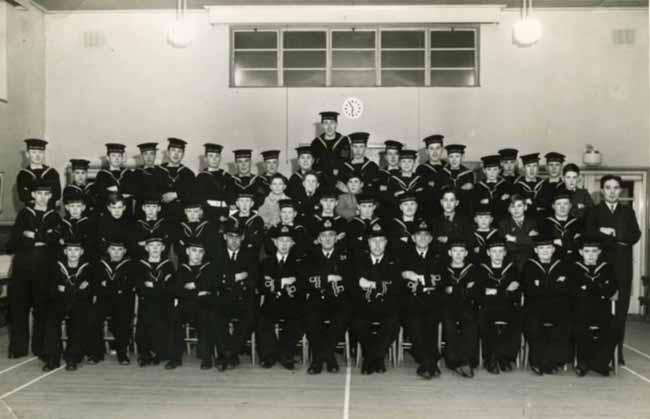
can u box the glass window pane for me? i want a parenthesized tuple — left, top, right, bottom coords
(332, 31, 375, 48)
(382, 70, 424, 86)
(430, 51, 475, 68)
(430, 30, 475, 48)
(283, 51, 326, 68)
(332, 51, 375, 68)
(381, 51, 424, 68)
(234, 31, 277, 49)
(381, 31, 425, 48)
(331, 70, 376, 86)
(430, 70, 476, 86)
(283, 31, 326, 49)
(234, 70, 278, 87)
(284, 70, 326, 87)
(234, 51, 277, 69)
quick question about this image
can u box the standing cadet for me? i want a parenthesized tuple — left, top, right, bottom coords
(305, 189, 347, 249)
(195, 143, 231, 224)
(337, 132, 380, 194)
(259, 150, 288, 194)
(228, 192, 265, 254)
(134, 142, 167, 214)
(160, 138, 196, 222)
(440, 144, 475, 216)
(400, 219, 443, 379)
(387, 193, 420, 258)
(59, 190, 97, 261)
(376, 140, 404, 219)
(570, 236, 617, 376)
(469, 204, 499, 265)
(294, 172, 322, 224)
(214, 222, 258, 371)
(476, 236, 521, 374)
(311, 111, 350, 188)
(172, 200, 221, 264)
(63, 159, 97, 215)
(133, 191, 172, 260)
(585, 174, 640, 365)
(386, 149, 429, 220)
(351, 223, 401, 375)
(537, 152, 566, 218)
(304, 219, 350, 374)
(346, 193, 381, 258)
(539, 190, 582, 262)
(17, 139, 61, 209)
(431, 187, 474, 260)
(257, 225, 305, 370)
(228, 149, 266, 209)
(7, 181, 62, 359)
(95, 143, 138, 216)
(264, 199, 309, 258)
(498, 148, 520, 186)
(287, 146, 321, 200)
(498, 195, 538, 272)
(416, 135, 446, 217)
(440, 238, 481, 378)
(561, 163, 594, 220)
(473, 155, 512, 221)
(513, 153, 545, 221)
(96, 193, 136, 257)
(522, 235, 571, 375)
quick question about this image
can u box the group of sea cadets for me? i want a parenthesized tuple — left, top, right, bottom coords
(6, 110, 640, 381)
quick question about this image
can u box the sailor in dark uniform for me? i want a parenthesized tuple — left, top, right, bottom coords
(59, 190, 97, 261)
(513, 153, 545, 221)
(227, 192, 265, 254)
(473, 155, 512, 221)
(195, 143, 231, 224)
(386, 149, 429, 220)
(337, 132, 380, 194)
(228, 149, 266, 209)
(498, 195, 539, 272)
(416, 134, 446, 217)
(295, 172, 322, 224)
(264, 199, 309, 258)
(311, 111, 350, 188)
(345, 193, 381, 258)
(440, 144, 475, 216)
(63, 159, 98, 215)
(287, 145, 321, 200)
(498, 148, 520, 186)
(160, 137, 196, 222)
(537, 152, 566, 219)
(17, 139, 61, 209)
(561, 163, 594, 220)
(134, 142, 167, 216)
(469, 204, 500, 265)
(172, 199, 221, 264)
(539, 189, 583, 262)
(431, 186, 474, 260)
(305, 189, 347, 249)
(387, 192, 419, 258)
(95, 143, 138, 216)
(133, 191, 173, 259)
(376, 140, 403, 218)
(96, 193, 136, 257)
(259, 150, 288, 194)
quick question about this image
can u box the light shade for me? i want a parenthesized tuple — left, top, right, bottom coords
(167, 20, 195, 48)
(513, 18, 542, 46)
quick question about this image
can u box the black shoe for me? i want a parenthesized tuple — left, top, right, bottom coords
(8, 351, 27, 359)
(307, 360, 323, 375)
(151, 355, 160, 366)
(531, 365, 543, 376)
(575, 366, 588, 377)
(261, 357, 276, 369)
(594, 367, 610, 377)
(486, 361, 500, 375)
(65, 362, 77, 371)
(417, 365, 433, 380)
(138, 357, 151, 367)
(361, 359, 373, 375)
(228, 355, 240, 369)
(118, 353, 131, 366)
(165, 360, 181, 370)
(325, 357, 339, 373)
(86, 356, 101, 365)
(499, 360, 513, 372)
(280, 357, 295, 371)
(42, 360, 60, 372)
(374, 359, 386, 374)
(455, 365, 473, 378)
(618, 356, 626, 366)
(216, 358, 228, 372)
(430, 364, 441, 377)
(200, 360, 213, 370)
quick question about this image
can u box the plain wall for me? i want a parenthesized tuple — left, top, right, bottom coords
(41, 8, 649, 188)
(0, 5, 45, 223)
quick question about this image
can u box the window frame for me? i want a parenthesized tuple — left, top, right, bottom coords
(230, 24, 480, 88)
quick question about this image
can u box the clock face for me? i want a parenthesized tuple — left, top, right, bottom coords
(342, 97, 364, 120)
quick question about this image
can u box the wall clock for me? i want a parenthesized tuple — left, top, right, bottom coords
(342, 97, 364, 119)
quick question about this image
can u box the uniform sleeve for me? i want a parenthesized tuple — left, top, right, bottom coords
(618, 207, 641, 245)
(16, 171, 33, 205)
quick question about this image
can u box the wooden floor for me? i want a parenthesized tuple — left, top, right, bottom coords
(0, 321, 649, 419)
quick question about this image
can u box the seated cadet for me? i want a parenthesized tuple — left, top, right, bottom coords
(498, 148, 520, 186)
(336, 171, 364, 221)
(387, 193, 419, 258)
(337, 132, 380, 195)
(59, 189, 96, 261)
(537, 152, 566, 219)
(400, 219, 443, 380)
(95, 143, 138, 216)
(473, 155, 512, 221)
(228, 192, 265, 254)
(376, 140, 403, 218)
(476, 236, 521, 374)
(561, 163, 593, 220)
(63, 159, 97, 215)
(440, 238, 481, 378)
(295, 172, 321, 224)
(133, 191, 172, 260)
(97, 193, 136, 257)
(160, 138, 196, 222)
(351, 223, 400, 375)
(7, 181, 61, 360)
(346, 193, 381, 258)
(264, 199, 308, 258)
(214, 221, 258, 371)
(257, 173, 291, 229)
(89, 237, 135, 365)
(134, 142, 167, 216)
(173, 199, 221, 264)
(513, 153, 545, 221)
(287, 145, 321, 200)
(440, 144, 474, 215)
(195, 143, 231, 224)
(167, 240, 217, 370)
(47, 238, 93, 371)
(522, 234, 570, 375)
(135, 234, 176, 367)
(259, 150, 288, 195)
(431, 186, 474, 261)
(498, 194, 538, 272)
(17, 139, 62, 209)
(311, 111, 350, 189)
(306, 189, 347, 248)
(304, 219, 350, 375)
(539, 189, 582, 262)
(469, 204, 499, 265)
(257, 225, 305, 370)
(570, 236, 617, 377)
(228, 149, 266, 210)
(387, 149, 429, 220)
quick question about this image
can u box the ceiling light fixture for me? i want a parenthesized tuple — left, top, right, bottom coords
(167, 0, 194, 48)
(513, 0, 542, 46)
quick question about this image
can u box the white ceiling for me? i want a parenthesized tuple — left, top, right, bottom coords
(30, 0, 650, 11)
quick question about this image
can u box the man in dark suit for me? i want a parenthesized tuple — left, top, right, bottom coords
(585, 174, 641, 364)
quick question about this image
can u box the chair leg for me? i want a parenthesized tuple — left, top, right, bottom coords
(302, 335, 308, 366)
(613, 344, 618, 375)
(356, 342, 361, 368)
(397, 327, 404, 366)
(251, 332, 256, 366)
(344, 330, 350, 365)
